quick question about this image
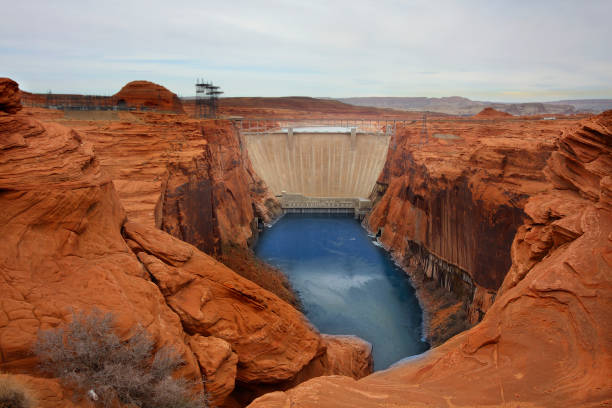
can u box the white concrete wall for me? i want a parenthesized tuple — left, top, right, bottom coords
(244, 132, 390, 198)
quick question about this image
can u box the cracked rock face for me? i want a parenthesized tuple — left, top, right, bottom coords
(247, 111, 612, 408)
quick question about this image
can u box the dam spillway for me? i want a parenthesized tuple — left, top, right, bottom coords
(243, 126, 391, 201)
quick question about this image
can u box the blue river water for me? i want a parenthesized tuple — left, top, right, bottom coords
(254, 214, 429, 370)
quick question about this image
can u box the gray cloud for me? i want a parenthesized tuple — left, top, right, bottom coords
(1, 0, 610, 101)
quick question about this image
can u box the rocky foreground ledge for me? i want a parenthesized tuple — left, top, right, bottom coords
(0, 78, 373, 407)
(249, 111, 612, 407)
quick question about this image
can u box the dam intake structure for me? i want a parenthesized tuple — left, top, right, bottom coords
(240, 119, 395, 218)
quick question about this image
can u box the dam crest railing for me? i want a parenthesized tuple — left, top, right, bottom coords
(233, 118, 412, 135)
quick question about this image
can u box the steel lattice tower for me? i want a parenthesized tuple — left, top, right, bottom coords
(195, 79, 223, 118)
(419, 114, 428, 145)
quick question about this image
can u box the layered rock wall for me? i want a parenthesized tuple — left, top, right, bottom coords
(59, 114, 281, 254)
(364, 117, 578, 333)
(50, 107, 295, 305)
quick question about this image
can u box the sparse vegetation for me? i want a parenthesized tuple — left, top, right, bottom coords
(34, 309, 207, 408)
(423, 281, 470, 346)
(0, 374, 37, 408)
(219, 243, 303, 310)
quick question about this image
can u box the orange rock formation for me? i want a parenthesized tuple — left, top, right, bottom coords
(473, 107, 514, 118)
(37, 103, 295, 305)
(57, 114, 280, 252)
(248, 111, 612, 408)
(0, 79, 373, 407)
(113, 80, 185, 113)
(0, 78, 22, 114)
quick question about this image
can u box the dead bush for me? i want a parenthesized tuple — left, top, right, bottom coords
(219, 242, 303, 310)
(34, 309, 207, 408)
(0, 374, 37, 408)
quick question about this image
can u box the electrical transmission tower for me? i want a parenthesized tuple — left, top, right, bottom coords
(419, 114, 428, 145)
(195, 79, 223, 118)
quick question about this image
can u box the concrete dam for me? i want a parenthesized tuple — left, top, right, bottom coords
(242, 123, 392, 214)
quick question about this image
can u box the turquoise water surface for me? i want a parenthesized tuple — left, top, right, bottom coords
(254, 214, 429, 370)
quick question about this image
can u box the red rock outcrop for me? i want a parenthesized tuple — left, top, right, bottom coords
(228, 334, 373, 406)
(20, 81, 288, 305)
(112, 80, 185, 113)
(473, 107, 513, 118)
(364, 115, 581, 342)
(37, 106, 290, 304)
(51, 112, 281, 252)
(189, 335, 238, 407)
(248, 111, 612, 408)
(1, 79, 372, 407)
(0, 78, 22, 114)
(122, 221, 322, 384)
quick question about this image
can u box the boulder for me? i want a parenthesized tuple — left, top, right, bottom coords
(0, 78, 21, 114)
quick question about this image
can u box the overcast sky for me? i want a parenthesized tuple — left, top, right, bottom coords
(1, 0, 610, 101)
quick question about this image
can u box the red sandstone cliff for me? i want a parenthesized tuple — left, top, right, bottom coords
(248, 111, 612, 408)
(36, 99, 293, 305)
(0, 78, 372, 407)
(364, 115, 580, 342)
(57, 110, 281, 251)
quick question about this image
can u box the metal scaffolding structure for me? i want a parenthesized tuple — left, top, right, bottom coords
(20, 92, 117, 110)
(195, 79, 223, 118)
(419, 114, 429, 145)
(22, 90, 169, 112)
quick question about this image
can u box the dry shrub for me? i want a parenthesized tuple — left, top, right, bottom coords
(218, 243, 302, 310)
(34, 309, 207, 408)
(423, 281, 470, 346)
(0, 374, 36, 408)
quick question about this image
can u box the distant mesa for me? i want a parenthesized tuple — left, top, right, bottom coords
(473, 107, 513, 118)
(112, 80, 185, 113)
